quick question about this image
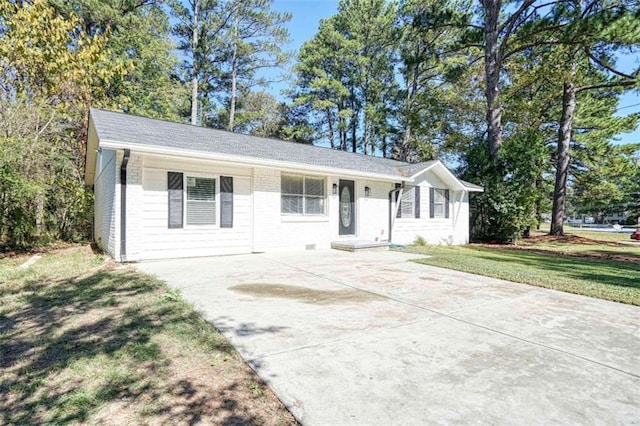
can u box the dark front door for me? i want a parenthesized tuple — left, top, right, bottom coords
(339, 180, 355, 235)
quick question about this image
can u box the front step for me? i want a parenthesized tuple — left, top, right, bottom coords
(331, 240, 389, 252)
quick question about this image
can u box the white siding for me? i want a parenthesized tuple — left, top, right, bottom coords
(253, 168, 335, 251)
(93, 149, 118, 258)
(112, 151, 472, 261)
(356, 180, 393, 242)
(392, 170, 470, 245)
(252, 171, 394, 251)
(130, 155, 252, 260)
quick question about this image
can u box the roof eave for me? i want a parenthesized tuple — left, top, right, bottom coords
(98, 139, 411, 182)
(409, 161, 468, 191)
(464, 186, 484, 192)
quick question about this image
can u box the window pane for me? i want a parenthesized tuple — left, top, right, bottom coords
(187, 177, 215, 202)
(305, 197, 325, 215)
(282, 175, 303, 195)
(282, 195, 303, 214)
(434, 189, 446, 204)
(187, 177, 216, 225)
(187, 201, 216, 225)
(400, 187, 415, 218)
(434, 204, 444, 217)
(401, 187, 414, 202)
(401, 200, 414, 218)
(305, 178, 325, 197)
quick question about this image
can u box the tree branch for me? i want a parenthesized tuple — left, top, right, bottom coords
(498, 0, 537, 35)
(587, 49, 638, 80)
(577, 79, 636, 93)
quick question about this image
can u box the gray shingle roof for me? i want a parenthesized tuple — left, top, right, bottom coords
(459, 179, 484, 191)
(90, 108, 440, 179)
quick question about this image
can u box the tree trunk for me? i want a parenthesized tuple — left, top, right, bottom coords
(481, 0, 503, 156)
(326, 109, 335, 149)
(35, 193, 44, 236)
(190, 0, 199, 126)
(363, 119, 369, 155)
(550, 80, 577, 236)
(351, 110, 357, 153)
(228, 16, 239, 132)
(381, 135, 387, 158)
(403, 59, 419, 154)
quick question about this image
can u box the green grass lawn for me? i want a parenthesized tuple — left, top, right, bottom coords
(406, 244, 640, 306)
(0, 246, 295, 425)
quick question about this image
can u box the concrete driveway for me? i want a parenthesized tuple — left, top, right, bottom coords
(136, 250, 640, 425)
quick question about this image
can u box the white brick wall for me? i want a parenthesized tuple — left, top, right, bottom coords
(357, 180, 393, 242)
(392, 185, 469, 246)
(95, 151, 472, 261)
(252, 168, 335, 251)
(93, 149, 117, 258)
(125, 154, 253, 260)
(125, 152, 143, 261)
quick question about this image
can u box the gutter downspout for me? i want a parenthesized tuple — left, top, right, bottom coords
(120, 149, 130, 262)
(388, 183, 405, 243)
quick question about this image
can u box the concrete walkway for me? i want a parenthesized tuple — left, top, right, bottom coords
(136, 250, 640, 425)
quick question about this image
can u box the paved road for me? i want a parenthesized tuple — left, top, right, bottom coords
(136, 250, 640, 425)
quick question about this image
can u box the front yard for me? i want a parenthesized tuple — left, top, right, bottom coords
(0, 246, 296, 425)
(406, 232, 640, 306)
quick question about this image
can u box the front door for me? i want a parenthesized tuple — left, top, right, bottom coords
(339, 180, 355, 235)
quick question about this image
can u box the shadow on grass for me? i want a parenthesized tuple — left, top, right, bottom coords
(0, 264, 283, 425)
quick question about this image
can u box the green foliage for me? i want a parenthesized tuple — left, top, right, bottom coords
(0, 1, 108, 249)
(292, 0, 399, 155)
(0, 0, 187, 250)
(51, 0, 188, 120)
(413, 235, 427, 246)
(463, 130, 547, 243)
(397, 0, 474, 161)
(160, 289, 181, 303)
(171, 0, 291, 128)
(573, 143, 640, 220)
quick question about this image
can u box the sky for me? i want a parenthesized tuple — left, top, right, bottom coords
(269, 0, 640, 145)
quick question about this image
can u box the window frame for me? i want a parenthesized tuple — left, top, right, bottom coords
(399, 186, 415, 219)
(432, 188, 447, 218)
(184, 173, 219, 228)
(281, 174, 327, 216)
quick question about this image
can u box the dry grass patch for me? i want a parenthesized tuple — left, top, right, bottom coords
(505, 230, 640, 262)
(0, 245, 296, 425)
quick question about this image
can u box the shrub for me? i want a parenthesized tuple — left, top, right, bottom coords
(414, 235, 427, 246)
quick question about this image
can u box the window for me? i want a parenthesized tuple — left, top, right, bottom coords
(167, 172, 234, 229)
(281, 174, 325, 215)
(400, 187, 415, 218)
(430, 188, 449, 218)
(396, 185, 420, 219)
(186, 176, 216, 225)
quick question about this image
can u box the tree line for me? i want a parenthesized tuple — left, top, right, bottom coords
(0, 0, 638, 249)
